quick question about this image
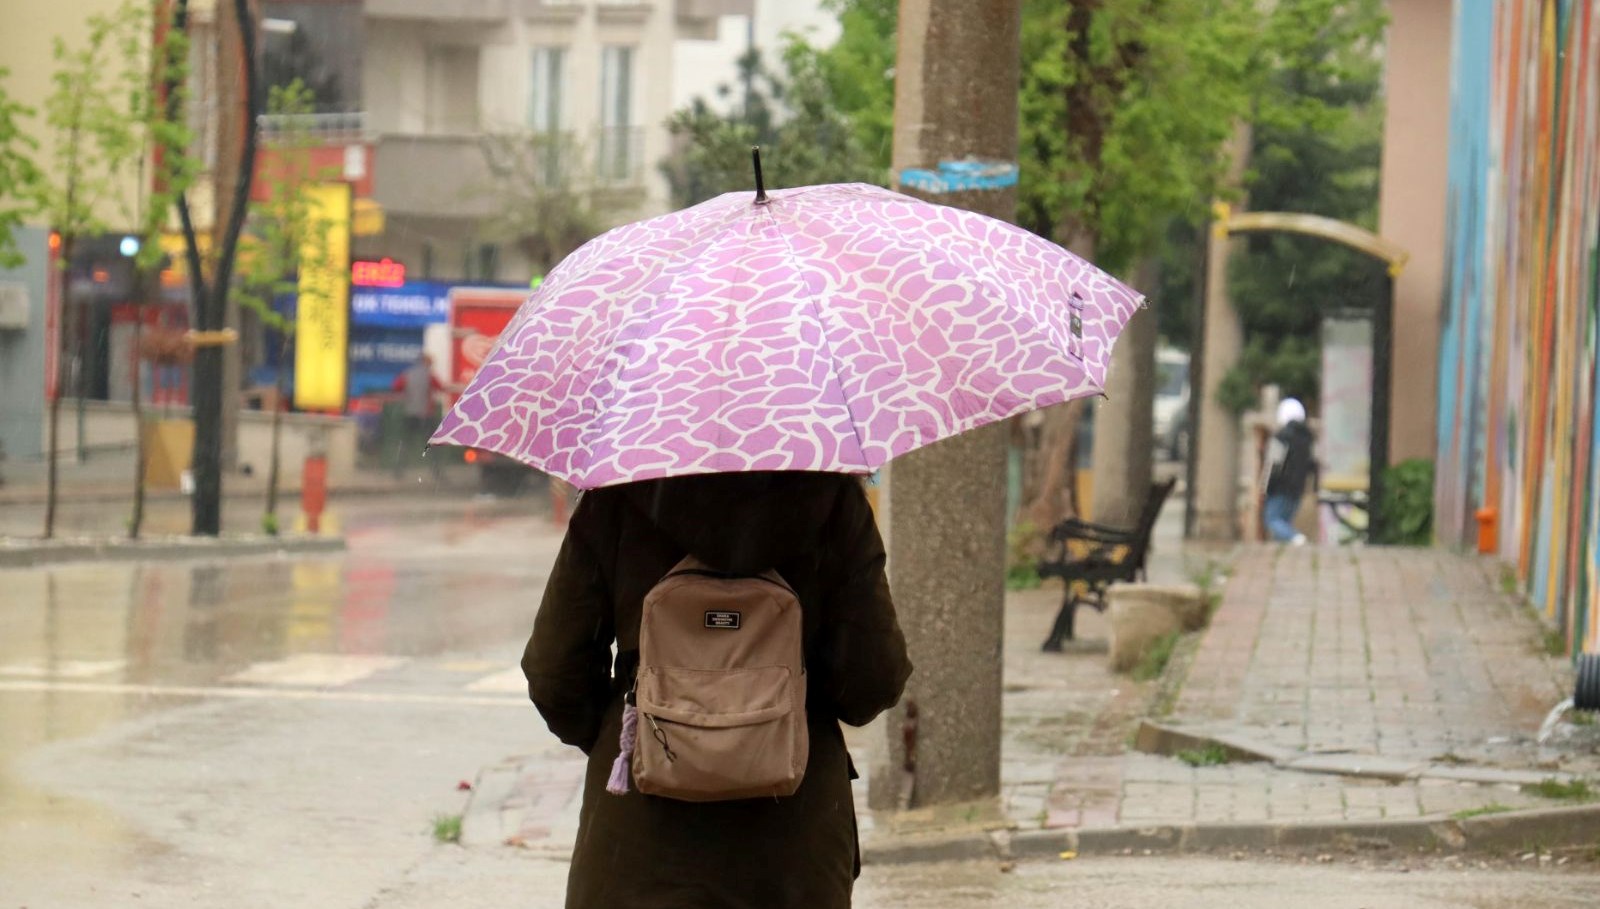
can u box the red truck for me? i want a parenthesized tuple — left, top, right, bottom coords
(446, 287, 531, 496)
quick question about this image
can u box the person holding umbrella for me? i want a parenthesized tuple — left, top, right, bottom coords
(433, 154, 1144, 907)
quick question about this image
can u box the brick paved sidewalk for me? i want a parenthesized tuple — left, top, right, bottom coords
(1175, 547, 1574, 766)
(856, 543, 1588, 841)
(472, 538, 1593, 856)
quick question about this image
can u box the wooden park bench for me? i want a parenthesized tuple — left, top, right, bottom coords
(1036, 477, 1177, 651)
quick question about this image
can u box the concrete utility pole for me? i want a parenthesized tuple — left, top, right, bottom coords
(1376, 0, 1450, 465)
(1089, 259, 1159, 527)
(1190, 125, 1252, 542)
(870, 0, 1021, 810)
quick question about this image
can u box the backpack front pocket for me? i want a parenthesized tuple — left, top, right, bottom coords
(633, 665, 807, 802)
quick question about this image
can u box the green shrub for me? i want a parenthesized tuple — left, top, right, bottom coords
(1006, 522, 1042, 591)
(1374, 458, 1433, 545)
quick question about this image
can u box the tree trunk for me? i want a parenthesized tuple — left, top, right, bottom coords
(191, 0, 261, 536)
(43, 237, 69, 539)
(1020, 227, 1096, 530)
(1191, 123, 1254, 541)
(130, 292, 147, 540)
(1023, 401, 1083, 530)
(1088, 257, 1160, 528)
(264, 331, 289, 535)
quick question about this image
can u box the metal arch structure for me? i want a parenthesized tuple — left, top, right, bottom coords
(1196, 202, 1409, 543)
(1212, 204, 1411, 276)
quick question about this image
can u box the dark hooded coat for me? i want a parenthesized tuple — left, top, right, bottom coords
(1266, 420, 1317, 500)
(522, 472, 911, 909)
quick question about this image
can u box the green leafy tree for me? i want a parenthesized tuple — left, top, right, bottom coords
(121, 6, 198, 539)
(1217, 0, 1389, 411)
(805, 0, 897, 169)
(481, 130, 613, 276)
(30, 0, 194, 539)
(235, 80, 334, 536)
(1015, 0, 1260, 526)
(0, 68, 42, 269)
(1018, 0, 1257, 273)
(660, 43, 884, 207)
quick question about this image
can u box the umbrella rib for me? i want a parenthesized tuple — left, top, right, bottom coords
(759, 204, 874, 469)
(573, 203, 758, 482)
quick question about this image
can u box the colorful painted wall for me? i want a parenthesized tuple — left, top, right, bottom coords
(1436, 0, 1600, 654)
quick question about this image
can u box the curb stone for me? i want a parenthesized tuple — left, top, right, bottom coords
(859, 804, 1600, 866)
(0, 534, 346, 568)
(0, 477, 478, 508)
(1133, 719, 1579, 787)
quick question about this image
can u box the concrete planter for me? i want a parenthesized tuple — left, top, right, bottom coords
(141, 418, 194, 490)
(1107, 584, 1205, 673)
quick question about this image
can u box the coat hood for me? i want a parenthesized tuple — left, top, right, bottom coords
(620, 472, 850, 575)
(1276, 397, 1307, 428)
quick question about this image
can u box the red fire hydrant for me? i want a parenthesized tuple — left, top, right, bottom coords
(302, 454, 328, 534)
(1475, 506, 1497, 555)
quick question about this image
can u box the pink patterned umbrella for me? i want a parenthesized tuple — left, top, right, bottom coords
(431, 182, 1144, 489)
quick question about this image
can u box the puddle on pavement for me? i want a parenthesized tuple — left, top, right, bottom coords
(0, 495, 559, 897)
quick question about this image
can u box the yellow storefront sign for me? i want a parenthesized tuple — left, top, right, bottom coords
(294, 183, 352, 411)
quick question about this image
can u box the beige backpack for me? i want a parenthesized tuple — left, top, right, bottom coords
(606, 556, 809, 802)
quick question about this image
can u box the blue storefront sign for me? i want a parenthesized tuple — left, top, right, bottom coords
(349, 327, 427, 396)
(257, 279, 526, 405)
(349, 281, 454, 328)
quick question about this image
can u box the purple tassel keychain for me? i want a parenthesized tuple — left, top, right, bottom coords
(606, 696, 638, 795)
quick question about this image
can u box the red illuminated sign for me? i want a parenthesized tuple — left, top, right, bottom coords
(351, 257, 405, 288)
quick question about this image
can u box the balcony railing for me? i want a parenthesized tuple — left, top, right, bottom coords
(367, 0, 509, 22)
(482, 130, 582, 188)
(257, 111, 367, 143)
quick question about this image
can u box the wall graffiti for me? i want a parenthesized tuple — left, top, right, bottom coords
(1437, 0, 1600, 654)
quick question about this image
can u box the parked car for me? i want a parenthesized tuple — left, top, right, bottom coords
(1154, 348, 1190, 462)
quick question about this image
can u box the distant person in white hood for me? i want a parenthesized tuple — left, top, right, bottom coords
(1263, 398, 1317, 545)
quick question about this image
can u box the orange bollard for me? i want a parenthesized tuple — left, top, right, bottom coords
(1474, 506, 1497, 555)
(302, 454, 328, 534)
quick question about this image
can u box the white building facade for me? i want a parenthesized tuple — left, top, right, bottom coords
(359, 0, 751, 284)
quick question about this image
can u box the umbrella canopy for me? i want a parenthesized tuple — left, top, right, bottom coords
(431, 182, 1143, 489)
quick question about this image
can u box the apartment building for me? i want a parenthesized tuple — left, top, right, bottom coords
(357, 0, 752, 284)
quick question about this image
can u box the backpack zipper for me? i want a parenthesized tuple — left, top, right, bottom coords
(644, 712, 678, 763)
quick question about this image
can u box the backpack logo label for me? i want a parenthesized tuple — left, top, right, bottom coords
(704, 610, 742, 630)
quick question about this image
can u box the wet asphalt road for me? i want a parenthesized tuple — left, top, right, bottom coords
(3, 494, 1599, 907)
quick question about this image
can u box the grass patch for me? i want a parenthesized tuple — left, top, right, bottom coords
(1541, 628, 1568, 657)
(1132, 631, 1181, 682)
(1175, 744, 1232, 767)
(1452, 803, 1515, 820)
(432, 813, 463, 844)
(1522, 779, 1595, 802)
(1571, 711, 1597, 728)
(1006, 563, 1042, 591)
(1006, 522, 1043, 591)
(1187, 559, 1228, 624)
(1499, 566, 1519, 596)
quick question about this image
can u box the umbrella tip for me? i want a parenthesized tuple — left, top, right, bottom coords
(751, 146, 768, 204)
